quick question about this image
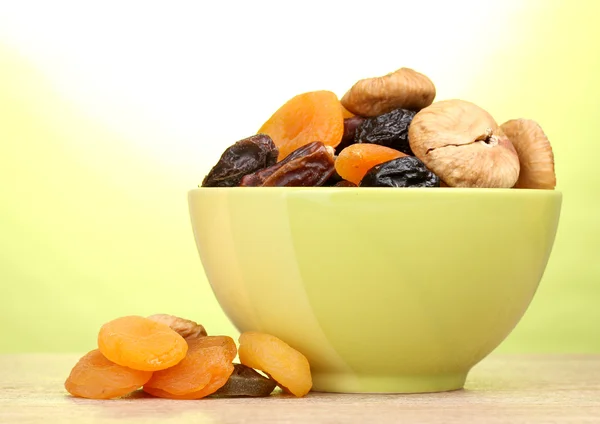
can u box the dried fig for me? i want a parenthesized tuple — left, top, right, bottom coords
(500, 119, 556, 190)
(147, 314, 207, 340)
(340, 67, 436, 117)
(408, 99, 520, 188)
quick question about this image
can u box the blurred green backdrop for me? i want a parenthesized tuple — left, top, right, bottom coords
(1, 0, 598, 353)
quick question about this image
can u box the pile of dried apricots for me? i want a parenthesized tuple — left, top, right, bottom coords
(201, 67, 556, 189)
(65, 314, 312, 400)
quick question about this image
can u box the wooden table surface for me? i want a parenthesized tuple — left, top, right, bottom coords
(1, 353, 599, 423)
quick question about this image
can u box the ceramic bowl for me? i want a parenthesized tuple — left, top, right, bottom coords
(188, 187, 562, 393)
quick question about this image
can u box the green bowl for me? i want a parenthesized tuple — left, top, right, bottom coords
(187, 187, 562, 394)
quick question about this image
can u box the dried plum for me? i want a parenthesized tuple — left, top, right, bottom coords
(201, 134, 278, 187)
(335, 116, 366, 155)
(334, 180, 357, 187)
(210, 364, 276, 398)
(359, 156, 440, 188)
(356, 108, 416, 155)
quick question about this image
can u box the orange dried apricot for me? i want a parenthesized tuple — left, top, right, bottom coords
(238, 331, 312, 397)
(258, 90, 344, 161)
(64, 349, 153, 400)
(143, 336, 237, 399)
(341, 105, 355, 119)
(98, 315, 188, 372)
(335, 144, 407, 185)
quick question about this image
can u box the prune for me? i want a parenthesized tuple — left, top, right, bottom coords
(359, 156, 440, 188)
(323, 166, 344, 186)
(356, 108, 416, 155)
(335, 116, 366, 155)
(210, 364, 277, 398)
(201, 134, 278, 187)
(240, 141, 335, 187)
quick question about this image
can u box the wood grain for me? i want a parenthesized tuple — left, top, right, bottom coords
(1, 353, 599, 423)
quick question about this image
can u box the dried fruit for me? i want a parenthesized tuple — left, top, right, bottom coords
(143, 336, 237, 399)
(341, 67, 436, 117)
(201, 134, 278, 187)
(98, 315, 188, 372)
(356, 108, 416, 155)
(258, 90, 344, 161)
(340, 105, 355, 119)
(335, 143, 406, 186)
(334, 180, 357, 187)
(360, 156, 440, 187)
(408, 99, 520, 188)
(64, 349, 153, 400)
(240, 141, 335, 187)
(238, 331, 312, 397)
(336, 115, 366, 154)
(210, 363, 277, 398)
(500, 119, 556, 189)
(147, 314, 207, 340)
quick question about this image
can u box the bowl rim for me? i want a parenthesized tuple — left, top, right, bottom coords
(188, 187, 563, 197)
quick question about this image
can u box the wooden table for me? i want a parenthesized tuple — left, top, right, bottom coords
(1, 353, 598, 423)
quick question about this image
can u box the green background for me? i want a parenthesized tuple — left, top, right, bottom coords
(1, 1, 598, 353)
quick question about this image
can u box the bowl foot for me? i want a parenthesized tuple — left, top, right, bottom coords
(311, 371, 468, 394)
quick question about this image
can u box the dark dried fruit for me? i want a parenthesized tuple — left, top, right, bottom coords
(336, 116, 366, 155)
(240, 141, 335, 187)
(334, 180, 357, 187)
(360, 156, 440, 188)
(356, 108, 416, 155)
(201, 134, 278, 187)
(210, 364, 277, 398)
(323, 166, 344, 186)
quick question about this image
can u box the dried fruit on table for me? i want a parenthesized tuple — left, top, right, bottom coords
(238, 331, 312, 397)
(356, 108, 416, 155)
(98, 315, 188, 372)
(500, 118, 556, 189)
(143, 335, 237, 399)
(336, 115, 366, 154)
(64, 349, 153, 400)
(335, 143, 406, 186)
(147, 314, 207, 341)
(210, 363, 277, 398)
(257, 90, 344, 161)
(408, 99, 520, 188)
(201, 134, 278, 187)
(341, 67, 436, 117)
(360, 156, 440, 187)
(240, 141, 335, 187)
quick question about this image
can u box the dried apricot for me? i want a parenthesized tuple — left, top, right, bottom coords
(64, 349, 153, 400)
(335, 143, 407, 186)
(143, 336, 237, 399)
(341, 105, 355, 119)
(258, 90, 344, 161)
(238, 331, 312, 397)
(98, 315, 188, 372)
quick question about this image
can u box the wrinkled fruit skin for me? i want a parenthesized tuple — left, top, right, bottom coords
(356, 108, 416, 155)
(98, 315, 188, 372)
(64, 349, 153, 400)
(500, 118, 556, 190)
(201, 134, 278, 187)
(146, 314, 207, 340)
(240, 141, 335, 187)
(408, 99, 520, 188)
(334, 180, 357, 187)
(336, 116, 366, 154)
(257, 90, 344, 161)
(238, 331, 312, 397)
(341, 67, 436, 117)
(360, 156, 440, 187)
(210, 364, 277, 398)
(143, 336, 237, 399)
